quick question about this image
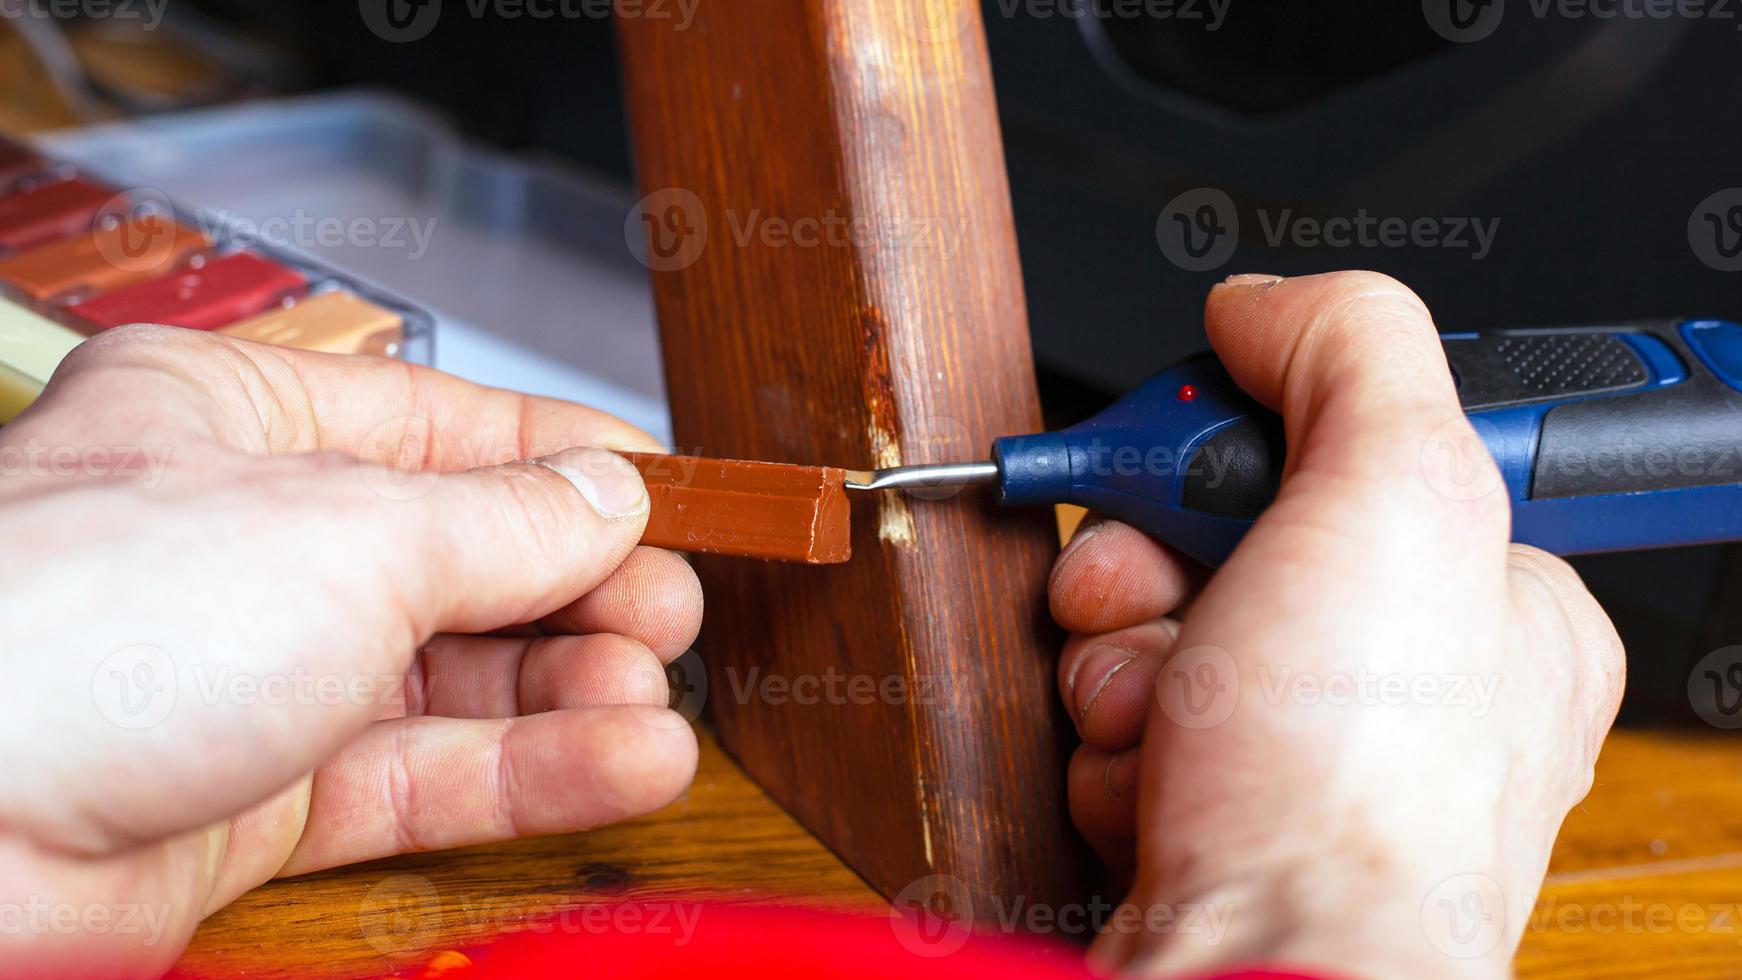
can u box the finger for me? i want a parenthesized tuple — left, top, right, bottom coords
(1050, 519, 1202, 634)
(1058, 620, 1179, 750)
(1204, 271, 1510, 569)
(1068, 745, 1140, 861)
(49, 325, 666, 463)
(539, 548, 704, 662)
(410, 634, 671, 719)
(367, 445, 652, 635)
(277, 706, 698, 877)
(15, 445, 654, 857)
(259, 340, 668, 462)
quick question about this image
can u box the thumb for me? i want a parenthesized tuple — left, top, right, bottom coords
(362, 445, 652, 636)
(1204, 270, 1510, 565)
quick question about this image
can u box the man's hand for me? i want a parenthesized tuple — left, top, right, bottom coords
(0, 326, 703, 977)
(1050, 273, 1625, 978)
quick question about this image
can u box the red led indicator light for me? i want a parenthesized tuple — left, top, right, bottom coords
(1177, 384, 1198, 402)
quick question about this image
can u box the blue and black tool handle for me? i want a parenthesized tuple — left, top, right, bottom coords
(850, 321, 1742, 567)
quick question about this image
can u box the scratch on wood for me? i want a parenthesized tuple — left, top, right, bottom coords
(862, 307, 917, 547)
(869, 420, 918, 547)
(917, 770, 935, 868)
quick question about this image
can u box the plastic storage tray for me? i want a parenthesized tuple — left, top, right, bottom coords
(39, 91, 671, 443)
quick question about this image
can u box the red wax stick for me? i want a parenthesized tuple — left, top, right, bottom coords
(66, 252, 308, 333)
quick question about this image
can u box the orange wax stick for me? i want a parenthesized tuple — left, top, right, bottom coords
(0, 215, 210, 302)
(625, 453, 853, 564)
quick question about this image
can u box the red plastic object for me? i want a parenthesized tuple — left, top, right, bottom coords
(0, 177, 114, 253)
(65, 252, 307, 333)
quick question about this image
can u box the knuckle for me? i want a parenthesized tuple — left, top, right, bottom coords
(1320, 270, 1431, 320)
(1311, 272, 1437, 351)
(60, 323, 235, 380)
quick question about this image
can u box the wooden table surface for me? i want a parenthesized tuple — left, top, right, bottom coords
(173, 725, 1742, 978)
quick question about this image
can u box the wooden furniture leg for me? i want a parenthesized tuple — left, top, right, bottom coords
(617, 0, 1090, 918)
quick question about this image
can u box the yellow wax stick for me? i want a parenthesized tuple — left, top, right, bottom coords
(0, 298, 84, 423)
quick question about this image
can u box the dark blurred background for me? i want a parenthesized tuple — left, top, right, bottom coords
(6, 0, 1740, 722)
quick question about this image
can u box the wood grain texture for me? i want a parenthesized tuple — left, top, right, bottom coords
(170, 727, 1742, 977)
(175, 729, 882, 978)
(1516, 730, 1742, 978)
(616, 0, 1090, 917)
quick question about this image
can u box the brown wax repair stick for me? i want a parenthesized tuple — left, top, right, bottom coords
(623, 453, 853, 564)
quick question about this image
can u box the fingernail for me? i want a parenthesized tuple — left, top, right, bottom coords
(1075, 645, 1137, 719)
(1103, 749, 1139, 802)
(1058, 519, 1102, 564)
(539, 448, 649, 519)
(1221, 273, 1284, 287)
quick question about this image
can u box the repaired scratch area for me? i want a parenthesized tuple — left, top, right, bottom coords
(916, 769, 935, 868)
(869, 420, 918, 547)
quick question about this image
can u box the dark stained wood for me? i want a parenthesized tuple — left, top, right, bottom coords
(616, 0, 1090, 918)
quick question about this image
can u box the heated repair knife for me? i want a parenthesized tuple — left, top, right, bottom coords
(846, 320, 1742, 566)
